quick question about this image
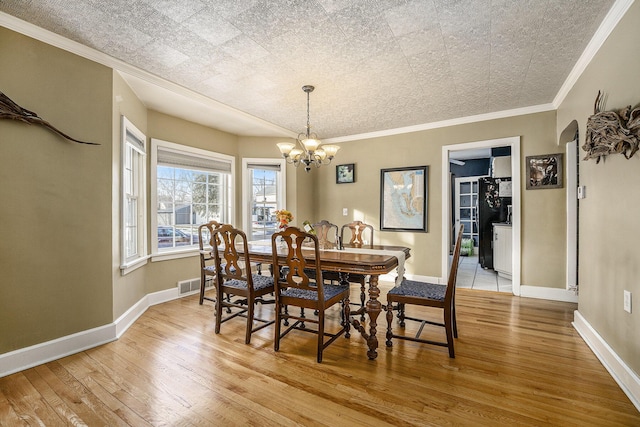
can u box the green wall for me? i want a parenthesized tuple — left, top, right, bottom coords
(0, 27, 113, 352)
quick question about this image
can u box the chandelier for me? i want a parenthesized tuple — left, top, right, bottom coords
(276, 85, 340, 172)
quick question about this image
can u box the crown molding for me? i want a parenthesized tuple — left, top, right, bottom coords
(0, 12, 294, 138)
(325, 104, 556, 144)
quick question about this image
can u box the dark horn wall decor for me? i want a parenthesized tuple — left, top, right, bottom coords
(0, 91, 99, 145)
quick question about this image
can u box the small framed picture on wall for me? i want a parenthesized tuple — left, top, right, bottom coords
(526, 153, 563, 189)
(336, 163, 355, 184)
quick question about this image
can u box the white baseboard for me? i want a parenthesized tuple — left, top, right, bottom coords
(520, 285, 579, 303)
(1, 287, 182, 378)
(573, 310, 640, 412)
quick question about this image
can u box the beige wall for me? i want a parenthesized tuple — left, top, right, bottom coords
(111, 72, 149, 319)
(0, 28, 113, 353)
(557, 1, 640, 375)
(313, 111, 564, 287)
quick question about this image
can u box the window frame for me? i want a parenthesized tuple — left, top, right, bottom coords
(120, 116, 148, 274)
(151, 138, 235, 260)
(242, 158, 287, 242)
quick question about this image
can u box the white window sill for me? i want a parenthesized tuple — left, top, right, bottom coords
(151, 247, 200, 262)
(120, 255, 150, 275)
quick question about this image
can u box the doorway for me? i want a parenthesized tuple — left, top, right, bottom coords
(442, 137, 521, 296)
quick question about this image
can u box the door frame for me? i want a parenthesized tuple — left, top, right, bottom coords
(442, 136, 521, 295)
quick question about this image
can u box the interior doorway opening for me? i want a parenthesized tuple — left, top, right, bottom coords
(442, 137, 521, 296)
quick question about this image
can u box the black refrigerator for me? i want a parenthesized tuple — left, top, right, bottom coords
(477, 177, 512, 269)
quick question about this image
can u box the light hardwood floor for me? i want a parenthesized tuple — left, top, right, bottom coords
(1, 283, 638, 426)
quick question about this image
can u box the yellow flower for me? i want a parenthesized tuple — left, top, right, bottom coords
(274, 209, 293, 228)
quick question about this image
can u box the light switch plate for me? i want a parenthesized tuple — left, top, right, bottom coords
(342, 208, 348, 216)
(577, 185, 586, 199)
(624, 290, 632, 313)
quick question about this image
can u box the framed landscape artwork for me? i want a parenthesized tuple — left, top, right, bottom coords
(336, 163, 355, 184)
(526, 153, 563, 189)
(380, 165, 428, 232)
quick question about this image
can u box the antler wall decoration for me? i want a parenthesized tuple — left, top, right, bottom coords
(582, 91, 640, 163)
(0, 91, 99, 145)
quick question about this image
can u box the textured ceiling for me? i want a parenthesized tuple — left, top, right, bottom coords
(0, 0, 617, 140)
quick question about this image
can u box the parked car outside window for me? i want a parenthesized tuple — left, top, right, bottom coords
(158, 226, 198, 248)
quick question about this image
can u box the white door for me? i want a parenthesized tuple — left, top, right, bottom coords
(454, 176, 486, 248)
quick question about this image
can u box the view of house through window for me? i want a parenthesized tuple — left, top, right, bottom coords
(244, 160, 285, 242)
(152, 139, 233, 252)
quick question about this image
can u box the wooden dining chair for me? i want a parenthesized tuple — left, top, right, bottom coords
(340, 220, 373, 248)
(271, 226, 351, 362)
(197, 220, 221, 305)
(281, 219, 339, 281)
(314, 220, 339, 249)
(199, 221, 264, 305)
(211, 224, 275, 344)
(385, 225, 464, 358)
(339, 221, 374, 316)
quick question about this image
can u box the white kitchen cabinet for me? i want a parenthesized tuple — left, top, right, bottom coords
(493, 224, 512, 279)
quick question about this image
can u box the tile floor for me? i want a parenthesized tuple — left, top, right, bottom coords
(456, 254, 512, 293)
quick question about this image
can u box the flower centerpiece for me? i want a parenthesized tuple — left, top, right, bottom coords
(274, 209, 293, 229)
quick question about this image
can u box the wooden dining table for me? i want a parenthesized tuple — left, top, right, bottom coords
(243, 241, 411, 360)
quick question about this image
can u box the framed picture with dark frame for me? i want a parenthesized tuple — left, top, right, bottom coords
(526, 153, 563, 189)
(336, 163, 355, 184)
(380, 165, 428, 232)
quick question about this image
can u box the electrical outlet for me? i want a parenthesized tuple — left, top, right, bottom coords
(624, 290, 632, 313)
(342, 208, 348, 216)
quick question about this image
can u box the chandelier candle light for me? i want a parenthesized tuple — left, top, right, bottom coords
(277, 85, 340, 172)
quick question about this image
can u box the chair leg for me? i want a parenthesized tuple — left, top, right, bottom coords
(214, 288, 223, 334)
(317, 311, 325, 363)
(343, 298, 351, 339)
(359, 280, 366, 321)
(245, 299, 255, 344)
(199, 273, 207, 305)
(444, 306, 455, 358)
(452, 302, 458, 338)
(398, 303, 406, 327)
(284, 305, 289, 326)
(274, 304, 282, 352)
(300, 308, 306, 329)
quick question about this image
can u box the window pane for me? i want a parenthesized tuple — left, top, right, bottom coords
(121, 117, 147, 266)
(175, 204, 192, 225)
(155, 155, 229, 251)
(249, 168, 279, 241)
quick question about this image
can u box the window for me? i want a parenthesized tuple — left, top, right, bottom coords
(151, 139, 234, 255)
(121, 116, 147, 273)
(242, 159, 286, 242)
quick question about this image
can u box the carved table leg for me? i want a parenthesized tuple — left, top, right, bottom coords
(365, 274, 381, 360)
